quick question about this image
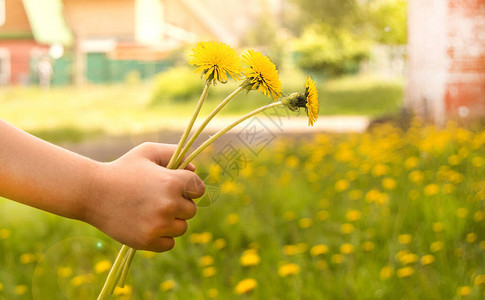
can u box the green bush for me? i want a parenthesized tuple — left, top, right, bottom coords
(294, 24, 370, 77)
(151, 66, 203, 105)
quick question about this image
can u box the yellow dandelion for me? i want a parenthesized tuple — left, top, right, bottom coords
(283, 243, 308, 256)
(396, 266, 414, 278)
(424, 183, 440, 196)
(299, 217, 313, 229)
(346, 210, 362, 222)
(331, 254, 344, 264)
(340, 243, 355, 254)
(240, 250, 260, 267)
(19, 253, 36, 264)
(398, 234, 412, 245)
(380, 266, 394, 280)
(199, 255, 214, 267)
(474, 210, 485, 222)
(114, 285, 132, 296)
(190, 232, 212, 244)
(362, 241, 375, 252)
(94, 260, 111, 274)
(14, 285, 28, 295)
(474, 274, 485, 287)
(382, 178, 397, 190)
(466, 233, 477, 243)
(420, 254, 435, 265)
(234, 278, 257, 295)
(335, 179, 350, 192)
(160, 279, 176, 292)
(202, 267, 217, 277)
(310, 244, 329, 256)
(190, 41, 241, 84)
(242, 50, 281, 100)
(400, 253, 419, 265)
(214, 238, 227, 250)
(226, 213, 240, 225)
(341, 223, 355, 234)
(278, 263, 300, 277)
(433, 222, 444, 233)
(0, 228, 11, 239)
(304, 76, 319, 126)
(457, 286, 472, 296)
(208, 288, 219, 298)
(457, 207, 469, 218)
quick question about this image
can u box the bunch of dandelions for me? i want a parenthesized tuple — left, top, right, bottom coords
(97, 41, 319, 299)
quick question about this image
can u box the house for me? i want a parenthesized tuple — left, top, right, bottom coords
(406, 0, 485, 123)
(0, 0, 283, 85)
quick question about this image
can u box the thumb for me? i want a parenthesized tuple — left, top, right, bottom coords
(139, 142, 196, 171)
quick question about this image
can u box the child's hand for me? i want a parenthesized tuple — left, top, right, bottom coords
(83, 143, 205, 252)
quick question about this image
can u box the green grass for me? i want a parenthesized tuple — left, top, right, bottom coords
(0, 72, 403, 142)
(0, 121, 483, 299)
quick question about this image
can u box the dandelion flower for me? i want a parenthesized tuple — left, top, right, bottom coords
(234, 278, 257, 294)
(304, 76, 319, 126)
(190, 41, 241, 84)
(278, 263, 300, 277)
(242, 50, 281, 100)
(160, 279, 176, 292)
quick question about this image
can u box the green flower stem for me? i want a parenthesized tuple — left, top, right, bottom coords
(167, 82, 211, 169)
(118, 247, 136, 288)
(178, 101, 284, 170)
(97, 244, 130, 300)
(174, 86, 245, 167)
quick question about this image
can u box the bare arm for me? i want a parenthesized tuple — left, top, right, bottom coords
(0, 120, 205, 252)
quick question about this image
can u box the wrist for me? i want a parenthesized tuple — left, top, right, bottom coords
(77, 160, 107, 226)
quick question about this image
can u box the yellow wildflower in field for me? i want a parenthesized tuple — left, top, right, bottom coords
(457, 286, 472, 296)
(335, 179, 350, 192)
(341, 223, 355, 234)
(474, 274, 485, 287)
(283, 243, 308, 255)
(380, 266, 394, 280)
(457, 207, 469, 218)
(316, 210, 330, 221)
(57, 266, 73, 278)
(432, 222, 444, 233)
(310, 244, 329, 256)
(160, 279, 176, 292)
(240, 249, 260, 267)
(398, 234, 412, 245)
(208, 288, 219, 298)
(362, 241, 375, 252)
(304, 76, 319, 126)
(214, 238, 227, 250)
(346, 210, 362, 222)
(299, 217, 313, 229)
(340, 243, 355, 254)
(400, 253, 419, 265)
(199, 255, 214, 267)
(19, 253, 36, 264)
(242, 50, 281, 100)
(283, 210, 296, 221)
(404, 156, 419, 169)
(94, 260, 111, 273)
(234, 278, 257, 294)
(448, 155, 460, 166)
(226, 213, 240, 225)
(202, 267, 217, 277)
(113, 285, 132, 296)
(420, 254, 435, 265)
(0, 228, 11, 239)
(382, 178, 397, 190)
(424, 183, 440, 196)
(409, 170, 424, 183)
(190, 232, 213, 244)
(466, 233, 477, 243)
(372, 164, 389, 177)
(474, 210, 485, 222)
(331, 254, 344, 264)
(472, 156, 484, 168)
(14, 285, 28, 295)
(70, 274, 94, 287)
(278, 263, 300, 277)
(190, 41, 241, 84)
(396, 266, 414, 278)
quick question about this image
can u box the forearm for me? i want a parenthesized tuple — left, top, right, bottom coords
(0, 120, 98, 221)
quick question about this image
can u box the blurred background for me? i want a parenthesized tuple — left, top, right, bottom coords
(0, 0, 484, 299)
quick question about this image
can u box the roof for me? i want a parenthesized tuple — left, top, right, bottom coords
(22, 0, 73, 45)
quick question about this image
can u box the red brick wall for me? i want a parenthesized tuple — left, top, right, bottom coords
(0, 40, 48, 84)
(444, 0, 485, 119)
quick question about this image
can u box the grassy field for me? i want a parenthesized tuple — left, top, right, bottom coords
(0, 72, 403, 142)
(0, 120, 484, 299)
